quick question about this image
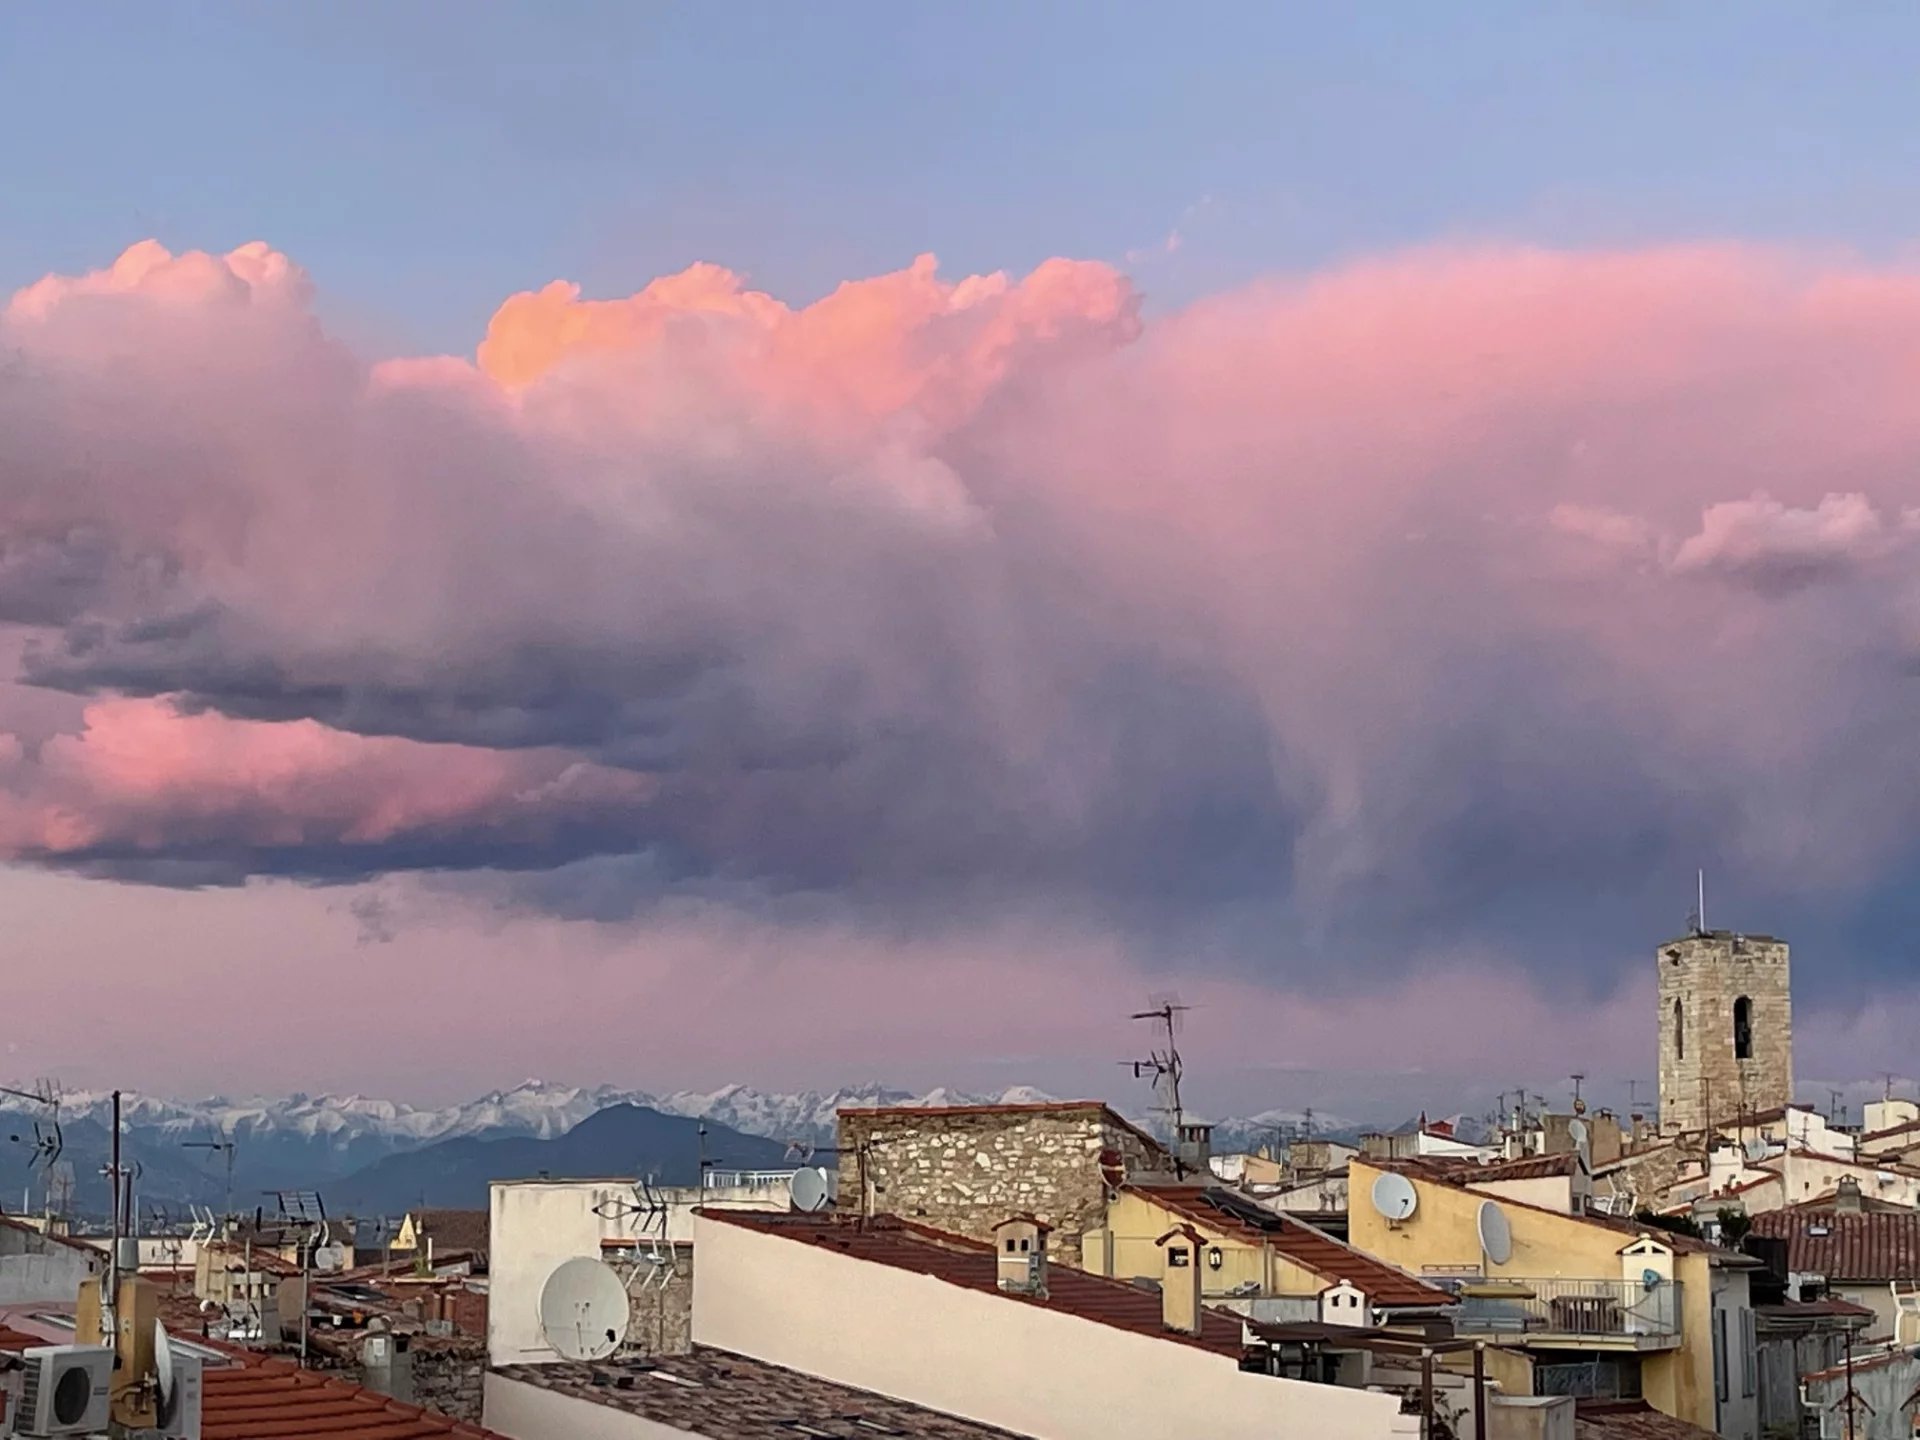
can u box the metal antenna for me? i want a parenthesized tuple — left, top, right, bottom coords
(1697, 869, 1706, 935)
(1570, 1074, 1586, 1111)
(183, 1134, 238, 1231)
(1125, 998, 1189, 1136)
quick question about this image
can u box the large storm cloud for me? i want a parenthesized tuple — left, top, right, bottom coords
(7, 237, 1920, 1000)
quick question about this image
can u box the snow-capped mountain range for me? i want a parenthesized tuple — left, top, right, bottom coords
(0, 1079, 1357, 1210)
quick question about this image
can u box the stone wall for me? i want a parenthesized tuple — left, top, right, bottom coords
(410, 1347, 485, 1424)
(1657, 932, 1792, 1134)
(622, 1244, 693, 1356)
(833, 1104, 1168, 1267)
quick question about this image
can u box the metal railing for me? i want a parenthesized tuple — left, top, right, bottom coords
(1452, 1278, 1683, 1340)
(701, 1169, 798, 1191)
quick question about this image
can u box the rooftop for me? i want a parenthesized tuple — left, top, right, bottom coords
(203, 1359, 505, 1440)
(1125, 1185, 1451, 1308)
(1748, 1209, 1920, 1280)
(495, 1348, 1035, 1440)
(699, 1211, 1245, 1357)
(1358, 1159, 1747, 1261)
(1444, 1152, 1583, 1184)
(400, 1209, 490, 1260)
(1574, 1398, 1719, 1439)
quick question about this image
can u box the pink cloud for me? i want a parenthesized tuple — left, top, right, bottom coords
(11, 234, 1920, 1086)
(0, 697, 653, 864)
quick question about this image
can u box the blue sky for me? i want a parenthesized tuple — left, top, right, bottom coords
(8, 4, 1920, 353)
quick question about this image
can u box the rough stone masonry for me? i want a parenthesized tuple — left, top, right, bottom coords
(1657, 929, 1792, 1135)
(834, 1102, 1171, 1267)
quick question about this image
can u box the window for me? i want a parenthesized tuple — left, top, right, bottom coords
(1168, 1247, 1190, 1268)
(1674, 998, 1685, 1060)
(1733, 996, 1753, 1060)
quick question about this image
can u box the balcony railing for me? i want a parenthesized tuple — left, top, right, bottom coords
(702, 1168, 799, 1191)
(1451, 1278, 1683, 1342)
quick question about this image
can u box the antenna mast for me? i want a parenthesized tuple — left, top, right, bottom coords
(1697, 869, 1706, 935)
(1126, 999, 1189, 1136)
(182, 1135, 238, 1231)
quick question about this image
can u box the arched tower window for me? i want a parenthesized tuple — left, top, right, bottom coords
(1674, 998, 1684, 1060)
(1734, 996, 1753, 1060)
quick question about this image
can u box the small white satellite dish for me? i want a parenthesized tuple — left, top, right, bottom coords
(154, 1321, 176, 1404)
(1568, 1119, 1588, 1149)
(1477, 1200, 1513, 1266)
(538, 1257, 631, 1361)
(1370, 1172, 1418, 1222)
(789, 1167, 830, 1214)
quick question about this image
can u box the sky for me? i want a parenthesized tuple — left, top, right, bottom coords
(3, 4, 1920, 1118)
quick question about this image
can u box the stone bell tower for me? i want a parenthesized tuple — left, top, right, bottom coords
(1656, 923, 1792, 1135)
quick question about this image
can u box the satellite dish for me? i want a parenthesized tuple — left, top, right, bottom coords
(1568, 1119, 1588, 1149)
(789, 1167, 829, 1214)
(1370, 1172, 1418, 1222)
(538, 1257, 630, 1361)
(154, 1322, 176, 1404)
(1477, 1200, 1513, 1266)
(1642, 1268, 1664, 1289)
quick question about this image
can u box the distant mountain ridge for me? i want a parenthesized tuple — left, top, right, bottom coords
(328, 1103, 794, 1213)
(0, 1079, 1358, 1215)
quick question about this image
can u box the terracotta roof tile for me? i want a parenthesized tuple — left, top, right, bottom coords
(202, 1359, 505, 1440)
(1748, 1210, 1920, 1281)
(1445, 1153, 1582, 1183)
(699, 1211, 1246, 1356)
(1574, 1398, 1720, 1439)
(0, 1325, 43, 1351)
(1125, 1185, 1451, 1308)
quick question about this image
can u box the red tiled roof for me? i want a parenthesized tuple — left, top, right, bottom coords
(700, 1211, 1246, 1357)
(1748, 1209, 1920, 1281)
(203, 1359, 505, 1440)
(1574, 1398, 1719, 1439)
(1125, 1185, 1451, 1308)
(0, 1325, 44, 1351)
(1856, 1116, 1920, 1146)
(1446, 1153, 1582, 1183)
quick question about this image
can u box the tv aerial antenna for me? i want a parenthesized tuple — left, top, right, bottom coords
(182, 1133, 238, 1227)
(1125, 995, 1189, 1135)
(594, 1177, 675, 1289)
(1, 1079, 64, 1176)
(784, 1137, 819, 1165)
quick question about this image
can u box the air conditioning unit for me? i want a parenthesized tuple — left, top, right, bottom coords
(16, 1347, 111, 1437)
(159, 1353, 204, 1440)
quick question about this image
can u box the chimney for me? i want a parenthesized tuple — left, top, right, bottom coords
(1175, 1121, 1214, 1177)
(1835, 1176, 1863, 1214)
(993, 1215, 1049, 1297)
(1155, 1223, 1206, 1336)
(361, 1323, 415, 1403)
